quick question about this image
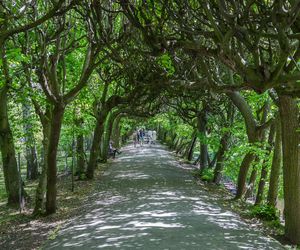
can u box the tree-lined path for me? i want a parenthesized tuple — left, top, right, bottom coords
(45, 144, 284, 250)
(3, 2, 300, 246)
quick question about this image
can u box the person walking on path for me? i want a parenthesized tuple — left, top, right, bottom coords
(148, 130, 153, 145)
(139, 128, 144, 147)
(152, 130, 157, 144)
(137, 128, 140, 143)
(109, 141, 121, 158)
(132, 130, 138, 148)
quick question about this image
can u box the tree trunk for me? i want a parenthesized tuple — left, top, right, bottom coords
(279, 95, 300, 244)
(101, 111, 118, 163)
(75, 119, 85, 179)
(234, 153, 255, 199)
(111, 115, 121, 148)
(86, 113, 107, 179)
(22, 102, 38, 180)
(227, 91, 258, 200)
(170, 135, 178, 150)
(85, 135, 93, 152)
(0, 86, 24, 207)
(173, 137, 180, 151)
(33, 118, 50, 215)
(168, 133, 177, 148)
(26, 146, 38, 180)
(175, 138, 182, 153)
(176, 139, 186, 154)
(163, 131, 167, 142)
(255, 123, 276, 205)
(197, 108, 209, 170)
(76, 134, 85, 178)
(177, 140, 189, 155)
(267, 119, 282, 207)
(209, 151, 218, 168)
(187, 136, 197, 161)
(45, 105, 65, 215)
(193, 141, 201, 165)
(228, 93, 269, 200)
(183, 130, 197, 160)
(244, 166, 258, 200)
(200, 143, 209, 170)
(213, 133, 230, 184)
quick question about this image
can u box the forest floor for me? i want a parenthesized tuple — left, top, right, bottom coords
(40, 143, 286, 250)
(0, 164, 109, 250)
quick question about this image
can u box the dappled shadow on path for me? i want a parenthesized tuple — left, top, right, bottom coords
(45, 144, 284, 250)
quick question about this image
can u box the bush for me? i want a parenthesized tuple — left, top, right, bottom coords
(79, 173, 86, 180)
(192, 168, 214, 182)
(250, 205, 279, 221)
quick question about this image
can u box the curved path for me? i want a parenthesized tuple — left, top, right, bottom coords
(45, 144, 284, 250)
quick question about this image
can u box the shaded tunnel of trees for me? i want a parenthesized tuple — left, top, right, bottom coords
(1, 0, 300, 245)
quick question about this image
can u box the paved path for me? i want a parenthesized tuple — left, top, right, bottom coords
(45, 144, 285, 250)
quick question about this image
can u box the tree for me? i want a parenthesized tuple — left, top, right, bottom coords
(0, 0, 77, 208)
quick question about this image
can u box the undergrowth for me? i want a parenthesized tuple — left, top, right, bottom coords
(250, 204, 280, 222)
(192, 168, 214, 182)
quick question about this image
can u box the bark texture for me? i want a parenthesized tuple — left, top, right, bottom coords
(86, 114, 106, 179)
(111, 115, 122, 148)
(75, 119, 85, 179)
(101, 111, 118, 162)
(234, 153, 255, 199)
(0, 86, 24, 207)
(22, 102, 38, 180)
(255, 123, 275, 205)
(33, 119, 50, 215)
(184, 130, 197, 161)
(45, 105, 65, 215)
(213, 132, 230, 184)
(244, 166, 258, 200)
(279, 95, 300, 244)
(267, 119, 282, 207)
(197, 108, 208, 170)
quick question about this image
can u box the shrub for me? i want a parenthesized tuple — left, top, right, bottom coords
(250, 205, 279, 221)
(79, 173, 86, 180)
(192, 168, 214, 182)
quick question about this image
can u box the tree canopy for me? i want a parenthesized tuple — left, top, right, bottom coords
(1, 0, 300, 245)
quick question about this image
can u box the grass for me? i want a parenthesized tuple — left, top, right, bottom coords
(0, 153, 79, 239)
(0, 153, 75, 201)
(47, 225, 62, 240)
(0, 165, 104, 250)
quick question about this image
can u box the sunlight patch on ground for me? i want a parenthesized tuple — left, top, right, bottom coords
(124, 221, 185, 229)
(114, 172, 151, 179)
(44, 143, 285, 250)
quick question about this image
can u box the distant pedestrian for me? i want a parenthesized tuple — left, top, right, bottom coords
(136, 128, 140, 142)
(148, 130, 153, 145)
(109, 141, 121, 158)
(145, 129, 151, 144)
(152, 130, 157, 144)
(139, 128, 144, 146)
(133, 130, 138, 147)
